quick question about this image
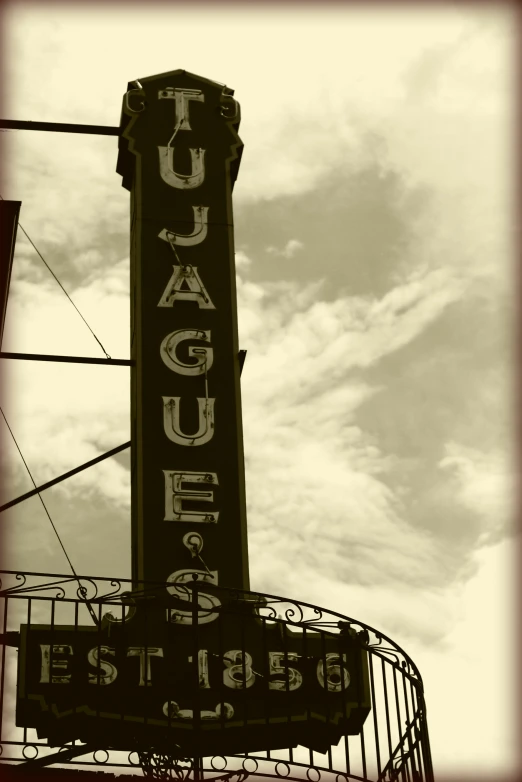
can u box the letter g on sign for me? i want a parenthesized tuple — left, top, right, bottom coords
(160, 329, 213, 376)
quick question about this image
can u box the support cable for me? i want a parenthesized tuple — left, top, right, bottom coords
(0, 193, 111, 359)
(0, 406, 99, 626)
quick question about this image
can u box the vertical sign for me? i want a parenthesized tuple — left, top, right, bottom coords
(15, 72, 372, 756)
(117, 70, 249, 593)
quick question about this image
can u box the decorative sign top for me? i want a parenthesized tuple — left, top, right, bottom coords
(117, 71, 243, 192)
(117, 70, 249, 593)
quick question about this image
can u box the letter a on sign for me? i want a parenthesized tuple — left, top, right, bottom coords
(158, 265, 215, 309)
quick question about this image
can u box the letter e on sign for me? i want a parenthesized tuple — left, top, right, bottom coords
(163, 470, 219, 522)
(39, 644, 73, 684)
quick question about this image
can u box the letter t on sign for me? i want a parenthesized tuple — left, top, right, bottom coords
(158, 87, 204, 131)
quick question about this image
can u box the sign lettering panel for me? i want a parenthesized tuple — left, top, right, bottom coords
(117, 70, 249, 591)
(17, 599, 371, 756)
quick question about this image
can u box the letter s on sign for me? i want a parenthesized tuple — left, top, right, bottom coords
(166, 569, 220, 625)
(88, 646, 118, 686)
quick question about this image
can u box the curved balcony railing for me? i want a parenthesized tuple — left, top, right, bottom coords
(0, 570, 434, 781)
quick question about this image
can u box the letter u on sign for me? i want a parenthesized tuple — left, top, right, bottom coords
(158, 146, 206, 190)
(163, 396, 215, 446)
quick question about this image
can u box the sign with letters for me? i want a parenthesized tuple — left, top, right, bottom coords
(16, 593, 371, 756)
(15, 71, 371, 756)
(118, 69, 249, 593)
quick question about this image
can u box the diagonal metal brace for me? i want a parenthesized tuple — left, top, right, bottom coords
(0, 441, 131, 513)
(11, 743, 98, 770)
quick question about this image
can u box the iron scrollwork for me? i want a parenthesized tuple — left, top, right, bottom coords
(0, 569, 433, 781)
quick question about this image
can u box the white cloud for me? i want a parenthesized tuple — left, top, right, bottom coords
(4, 255, 130, 359)
(238, 265, 466, 411)
(234, 258, 516, 771)
(266, 239, 304, 259)
(4, 131, 126, 261)
(439, 442, 516, 543)
(1, 257, 130, 508)
(234, 262, 472, 618)
(234, 250, 252, 270)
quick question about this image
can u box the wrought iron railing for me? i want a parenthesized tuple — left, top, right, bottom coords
(0, 570, 434, 781)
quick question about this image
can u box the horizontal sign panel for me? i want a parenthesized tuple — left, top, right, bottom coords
(17, 591, 370, 756)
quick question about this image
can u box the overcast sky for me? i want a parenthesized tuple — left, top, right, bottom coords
(0, 2, 518, 779)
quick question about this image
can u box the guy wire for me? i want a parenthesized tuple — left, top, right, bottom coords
(0, 406, 100, 626)
(0, 193, 111, 359)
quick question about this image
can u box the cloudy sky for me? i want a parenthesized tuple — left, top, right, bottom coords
(0, 2, 518, 779)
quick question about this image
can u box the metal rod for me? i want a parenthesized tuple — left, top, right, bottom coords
(23, 600, 31, 746)
(392, 666, 406, 775)
(0, 596, 8, 742)
(12, 743, 98, 769)
(382, 659, 394, 766)
(0, 351, 132, 366)
(409, 681, 424, 781)
(0, 441, 131, 512)
(0, 351, 248, 372)
(368, 651, 382, 777)
(358, 650, 367, 779)
(402, 669, 417, 780)
(0, 119, 119, 136)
